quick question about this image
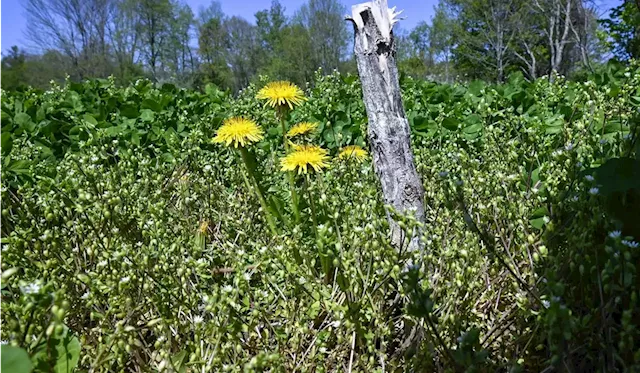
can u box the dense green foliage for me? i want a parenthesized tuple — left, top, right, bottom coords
(1, 61, 640, 372)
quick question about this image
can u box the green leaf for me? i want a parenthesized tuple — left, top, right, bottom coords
(463, 123, 483, 134)
(140, 109, 155, 122)
(82, 114, 97, 126)
(53, 333, 80, 373)
(323, 129, 336, 144)
(32, 330, 81, 373)
(7, 160, 31, 174)
(544, 114, 564, 134)
(1, 345, 33, 373)
(36, 106, 46, 122)
(15, 113, 35, 132)
(0, 110, 11, 124)
(468, 80, 485, 96)
(441, 117, 459, 131)
(103, 125, 126, 137)
(530, 217, 546, 230)
(161, 153, 175, 163)
(1, 132, 13, 155)
(593, 158, 640, 195)
(172, 350, 188, 371)
(120, 104, 139, 119)
(141, 99, 162, 112)
(131, 132, 140, 146)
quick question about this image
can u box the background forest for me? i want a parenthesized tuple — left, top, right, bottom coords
(2, 0, 639, 91)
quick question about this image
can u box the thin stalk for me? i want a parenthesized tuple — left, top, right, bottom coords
(305, 174, 318, 238)
(288, 172, 301, 223)
(238, 148, 278, 236)
(277, 106, 300, 223)
(280, 112, 289, 151)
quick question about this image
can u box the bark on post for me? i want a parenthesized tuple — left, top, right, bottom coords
(348, 0, 425, 251)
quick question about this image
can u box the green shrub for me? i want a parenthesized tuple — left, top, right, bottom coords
(1, 61, 639, 372)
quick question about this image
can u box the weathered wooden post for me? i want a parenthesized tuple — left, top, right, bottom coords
(347, 0, 426, 252)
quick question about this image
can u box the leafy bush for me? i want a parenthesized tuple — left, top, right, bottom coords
(1, 61, 639, 372)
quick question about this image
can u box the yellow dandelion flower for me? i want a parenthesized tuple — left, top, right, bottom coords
(280, 145, 330, 174)
(287, 122, 318, 138)
(213, 117, 264, 148)
(198, 220, 209, 234)
(256, 81, 307, 109)
(339, 145, 368, 161)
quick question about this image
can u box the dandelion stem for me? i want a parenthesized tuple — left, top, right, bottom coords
(238, 148, 278, 236)
(288, 173, 300, 223)
(305, 174, 318, 238)
(277, 107, 300, 223)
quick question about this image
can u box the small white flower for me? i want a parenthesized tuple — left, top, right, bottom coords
(193, 315, 204, 324)
(543, 216, 550, 224)
(222, 285, 233, 293)
(243, 272, 252, 281)
(565, 143, 574, 151)
(589, 187, 599, 195)
(81, 291, 90, 299)
(20, 281, 42, 295)
(203, 165, 212, 172)
(120, 276, 130, 284)
(585, 175, 594, 182)
(542, 300, 550, 309)
(622, 240, 639, 248)
(0, 340, 8, 345)
(572, 195, 579, 202)
(608, 231, 622, 239)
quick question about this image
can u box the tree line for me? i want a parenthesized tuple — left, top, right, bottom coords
(1, 0, 638, 91)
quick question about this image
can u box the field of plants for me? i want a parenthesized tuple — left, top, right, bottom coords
(1, 62, 640, 372)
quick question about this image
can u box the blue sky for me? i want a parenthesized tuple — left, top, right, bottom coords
(1, 0, 622, 53)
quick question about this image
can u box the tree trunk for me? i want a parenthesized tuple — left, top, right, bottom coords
(348, 0, 426, 252)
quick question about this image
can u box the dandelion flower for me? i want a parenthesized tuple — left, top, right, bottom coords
(213, 117, 264, 148)
(280, 145, 330, 174)
(339, 145, 368, 161)
(287, 122, 318, 138)
(198, 220, 209, 234)
(256, 81, 306, 109)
